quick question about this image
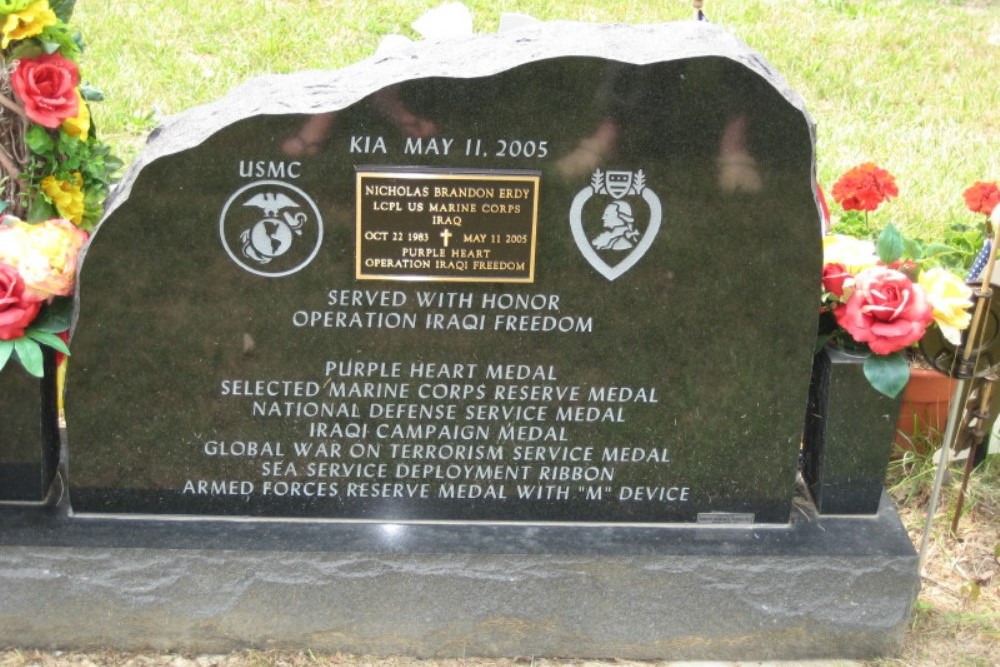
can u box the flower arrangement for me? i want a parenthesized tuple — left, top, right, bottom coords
(819, 163, 997, 398)
(961, 180, 1000, 280)
(0, 0, 119, 376)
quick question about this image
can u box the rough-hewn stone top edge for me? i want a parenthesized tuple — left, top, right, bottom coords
(102, 20, 808, 220)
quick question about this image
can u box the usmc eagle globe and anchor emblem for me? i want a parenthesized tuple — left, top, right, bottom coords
(240, 192, 306, 264)
(569, 169, 662, 280)
(218, 180, 324, 277)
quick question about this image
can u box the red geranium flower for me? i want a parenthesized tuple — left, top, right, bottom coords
(831, 162, 899, 212)
(963, 181, 1000, 217)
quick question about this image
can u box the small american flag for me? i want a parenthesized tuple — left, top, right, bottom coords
(967, 239, 992, 282)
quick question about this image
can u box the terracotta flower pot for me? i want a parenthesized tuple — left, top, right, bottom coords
(894, 366, 956, 452)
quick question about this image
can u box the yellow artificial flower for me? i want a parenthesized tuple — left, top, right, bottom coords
(40, 172, 84, 226)
(822, 234, 878, 273)
(918, 267, 973, 345)
(0, 216, 87, 300)
(62, 89, 90, 141)
(0, 0, 57, 49)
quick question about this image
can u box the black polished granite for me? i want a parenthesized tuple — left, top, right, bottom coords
(0, 488, 918, 660)
(803, 347, 902, 514)
(0, 480, 914, 556)
(0, 352, 58, 502)
(65, 21, 821, 523)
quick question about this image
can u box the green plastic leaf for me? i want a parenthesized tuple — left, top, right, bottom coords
(923, 243, 956, 257)
(79, 84, 105, 102)
(877, 223, 905, 264)
(0, 200, 7, 215)
(38, 24, 80, 59)
(31, 298, 73, 333)
(13, 337, 44, 378)
(864, 352, 910, 399)
(902, 237, 923, 260)
(26, 198, 58, 223)
(26, 329, 70, 356)
(49, 0, 77, 23)
(26, 126, 55, 155)
(106, 154, 124, 176)
(38, 23, 81, 61)
(7, 41, 43, 61)
(0, 339, 14, 371)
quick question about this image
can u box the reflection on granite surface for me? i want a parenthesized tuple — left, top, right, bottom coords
(66, 32, 820, 524)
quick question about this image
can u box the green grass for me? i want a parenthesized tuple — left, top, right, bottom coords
(73, 0, 999, 239)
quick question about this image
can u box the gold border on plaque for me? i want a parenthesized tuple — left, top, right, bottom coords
(355, 169, 541, 283)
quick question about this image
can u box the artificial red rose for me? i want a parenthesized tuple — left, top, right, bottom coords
(0, 263, 42, 340)
(963, 181, 1000, 217)
(834, 265, 933, 355)
(831, 162, 899, 212)
(822, 262, 852, 297)
(10, 52, 80, 128)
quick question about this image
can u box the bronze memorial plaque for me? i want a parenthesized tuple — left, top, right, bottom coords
(356, 169, 540, 282)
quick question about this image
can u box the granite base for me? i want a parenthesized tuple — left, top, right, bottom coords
(0, 489, 919, 661)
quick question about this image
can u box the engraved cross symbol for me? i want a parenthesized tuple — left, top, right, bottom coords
(440, 229, 453, 247)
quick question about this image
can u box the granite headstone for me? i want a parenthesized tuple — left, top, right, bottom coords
(65, 22, 820, 524)
(0, 21, 919, 660)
